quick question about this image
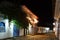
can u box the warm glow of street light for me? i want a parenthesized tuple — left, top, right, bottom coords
(26, 17, 32, 21)
(33, 18, 38, 23)
(26, 16, 38, 24)
(53, 23, 55, 25)
(22, 5, 38, 19)
(45, 28, 49, 31)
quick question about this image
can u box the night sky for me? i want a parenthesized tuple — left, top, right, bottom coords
(21, 0, 54, 28)
(0, 0, 55, 29)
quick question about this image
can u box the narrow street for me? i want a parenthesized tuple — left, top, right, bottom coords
(2, 32, 58, 40)
(0, 0, 59, 40)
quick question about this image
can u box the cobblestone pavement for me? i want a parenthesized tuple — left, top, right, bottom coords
(0, 32, 58, 40)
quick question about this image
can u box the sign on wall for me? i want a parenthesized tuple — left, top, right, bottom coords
(0, 22, 5, 32)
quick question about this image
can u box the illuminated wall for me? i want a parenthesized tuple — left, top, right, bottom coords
(0, 19, 9, 39)
(9, 21, 14, 37)
(0, 19, 20, 39)
(0, 14, 20, 39)
(19, 28, 24, 36)
(54, 0, 60, 39)
(58, 18, 60, 40)
(0, 14, 13, 39)
(10, 20, 19, 37)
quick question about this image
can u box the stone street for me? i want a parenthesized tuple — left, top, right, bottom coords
(1, 32, 58, 40)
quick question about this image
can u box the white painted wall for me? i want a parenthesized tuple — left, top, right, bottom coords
(9, 22, 14, 37)
(0, 14, 18, 39)
(19, 28, 24, 36)
(0, 19, 9, 39)
(28, 23, 33, 34)
(0, 19, 14, 39)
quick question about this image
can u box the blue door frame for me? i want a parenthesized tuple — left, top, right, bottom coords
(13, 25, 19, 37)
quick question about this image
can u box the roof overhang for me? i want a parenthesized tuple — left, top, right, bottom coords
(21, 5, 38, 24)
(21, 5, 38, 19)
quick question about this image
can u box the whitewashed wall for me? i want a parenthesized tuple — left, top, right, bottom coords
(19, 28, 24, 36)
(0, 19, 9, 39)
(0, 19, 14, 39)
(9, 21, 14, 37)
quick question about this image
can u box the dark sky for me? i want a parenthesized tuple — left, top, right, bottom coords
(0, 0, 55, 29)
(21, 0, 54, 27)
